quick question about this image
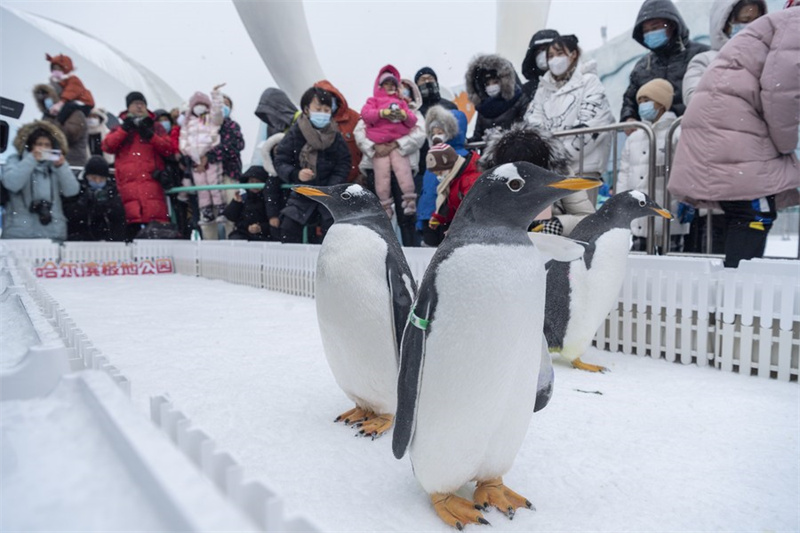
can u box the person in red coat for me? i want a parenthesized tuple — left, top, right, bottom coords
(102, 92, 176, 241)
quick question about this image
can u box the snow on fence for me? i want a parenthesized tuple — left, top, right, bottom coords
(5, 239, 798, 382)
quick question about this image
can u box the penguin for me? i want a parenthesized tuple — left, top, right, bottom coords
(544, 191, 673, 372)
(295, 183, 416, 438)
(393, 162, 600, 529)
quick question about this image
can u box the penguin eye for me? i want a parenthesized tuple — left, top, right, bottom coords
(507, 178, 525, 192)
(340, 192, 352, 200)
(639, 200, 646, 207)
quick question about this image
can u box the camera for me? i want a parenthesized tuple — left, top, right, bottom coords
(29, 200, 53, 225)
(41, 148, 61, 161)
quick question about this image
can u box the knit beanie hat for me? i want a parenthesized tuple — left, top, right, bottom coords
(636, 79, 674, 111)
(84, 155, 110, 178)
(426, 144, 458, 173)
(126, 91, 147, 108)
(241, 165, 269, 183)
(414, 67, 438, 84)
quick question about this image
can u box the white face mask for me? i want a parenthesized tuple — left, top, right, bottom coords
(536, 50, 548, 71)
(548, 55, 570, 77)
(485, 84, 501, 97)
(193, 104, 208, 116)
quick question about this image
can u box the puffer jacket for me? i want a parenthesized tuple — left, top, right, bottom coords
(46, 54, 95, 108)
(33, 84, 88, 167)
(62, 171, 127, 242)
(525, 61, 615, 175)
(354, 79, 426, 173)
(669, 8, 800, 209)
(314, 80, 362, 182)
(273, 119, 351, 225)
(180, 90, 224, 164)
(617, 111, 688, 237)
(466, 54, 530, 142)
(361, 65, 418, 144)
(261, 133, 290, 222)
(207, 117, 245, 180)
(1, 121, 80, 241)
(102, 111, 175, 224)
(621, 0, 710, 121)
(683, 0, 768, 106)
(222, 190, 270, 241)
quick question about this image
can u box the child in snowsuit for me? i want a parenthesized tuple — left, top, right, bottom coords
(360, 65, 418, 218)
(45, 54, 95, 124)
(179, 86, 225, 222)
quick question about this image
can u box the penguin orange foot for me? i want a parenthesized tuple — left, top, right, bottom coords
(571, 357, 607, 373)
(334, 406, 371, 425)
(357, 413, 394, 438)
(431, 493, 490, 530)
(473, 478, 534, 519)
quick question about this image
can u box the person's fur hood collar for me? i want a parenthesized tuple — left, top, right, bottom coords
(13, 119, 69, 155)
(479, 121, 571, 174)
(260, 132, 285, 177)
(465, 54, 519, 105)
(424, 105, 459, 141)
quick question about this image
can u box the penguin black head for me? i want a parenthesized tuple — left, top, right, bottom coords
(599, 191, 673, 227)
(454, 162, 602, 230)
(294, 183, 385, 222)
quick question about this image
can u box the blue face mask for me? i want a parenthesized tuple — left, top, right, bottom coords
(729, 22, 748, 37)
(43, 97, 54, 110)
(222, 105, 231, 119)
(643, 28, 670, 49)
(159, 120, 172, 134)
(638, 101, 659, 122)
(88, 180, 107, 190)
(309, 112, 331, 129)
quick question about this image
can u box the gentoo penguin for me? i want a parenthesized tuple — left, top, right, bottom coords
(393, 162, 600, 529)
(295, 183, 416, 438)
(544, 190, 672, 372)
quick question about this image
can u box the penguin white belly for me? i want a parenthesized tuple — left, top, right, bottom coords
(410, 244, 543, 494)
(315, 224, 398, 414)
(562, 229, 631, 359)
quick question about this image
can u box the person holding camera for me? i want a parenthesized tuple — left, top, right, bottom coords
(62, 155, 126, 242)
(102, 91, 176, 241)
(1, 120, 79, 241)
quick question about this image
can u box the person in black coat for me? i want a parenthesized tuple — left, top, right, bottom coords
(273, 86, 351, 244)
(465, 54, 530, 143)
(520, 29, 560, 100)
(621, 0, 710, 124)
(223, 166, 271, 241)
(63, 155, 126, 241)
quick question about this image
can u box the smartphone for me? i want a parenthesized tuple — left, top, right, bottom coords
(42, 149, 61, 161)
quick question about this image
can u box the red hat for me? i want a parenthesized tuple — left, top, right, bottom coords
(46, 54, 74, 74)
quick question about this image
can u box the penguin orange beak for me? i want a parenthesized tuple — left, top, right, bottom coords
(294, 186, 329, 198)
(548, 177, 603, 191)
(652, 208, 673, 219)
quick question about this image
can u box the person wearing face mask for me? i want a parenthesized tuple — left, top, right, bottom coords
(621, 0, 709, 129)
(465, 54, 529, 143)
(683, 0, 767, 108)
(616, 79, 688, 252)
(520, 29, 560, 100)
(414, 67, 457, 119)
(205, 93, 245, 238)
(179, 84, 226, 225)
(44, 54, 95, 125)
(525, 34, 614, 204)
(669, 6, 800, 268)
(62, 155, 126, 241)
(1, 121, 79, 241)
(314, 80, 362, 183)
(360, 65, 419, 218)
(85, 108, 114, 165)
(274, 86, 351, 244)
(31, 83, 88, 167)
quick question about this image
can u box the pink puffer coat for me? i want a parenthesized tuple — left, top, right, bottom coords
(669, 8, 799, 209)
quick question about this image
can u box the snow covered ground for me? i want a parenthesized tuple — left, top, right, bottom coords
(39, 274, 799, 532)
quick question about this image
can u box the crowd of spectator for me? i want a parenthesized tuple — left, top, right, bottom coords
(1, 0, 797, 267)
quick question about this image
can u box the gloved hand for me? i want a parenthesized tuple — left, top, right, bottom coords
(677, 202, 696, 224)
(122, 116, 137, 132)
(139, 116, 154, 141)
(380, 108, 393, 119)
(598, 183, 612, 197)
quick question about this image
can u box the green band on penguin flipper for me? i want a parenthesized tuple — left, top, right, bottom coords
(409, 309, 430, 331)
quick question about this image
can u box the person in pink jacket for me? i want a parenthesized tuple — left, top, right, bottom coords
(180, 83, 225, 223)
(360, 65, 419, 217)
(669, 7, 799, 267)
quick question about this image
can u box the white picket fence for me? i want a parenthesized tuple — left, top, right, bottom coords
(6, 239, 799, 382)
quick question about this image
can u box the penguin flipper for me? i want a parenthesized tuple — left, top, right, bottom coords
(528, 232, 587, 263)
(386, 257, 415, 362)
(392, 285, 436, 460)
(544, 262, 571, 351)
(534, 340, 554, 413)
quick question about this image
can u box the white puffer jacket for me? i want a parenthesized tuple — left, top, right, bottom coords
(616, 111, 688, 237)
(179, 89, 224, 164)
(525, 60, 615, 175)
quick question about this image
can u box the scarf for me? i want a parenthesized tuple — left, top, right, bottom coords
(475, 86, 522, 119)
(297, 115, 338, 176)
(434, 155, 467, 215)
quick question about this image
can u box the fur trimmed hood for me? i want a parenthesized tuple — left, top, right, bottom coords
(400, 78, 423, 111)
(13, 119, 69, 155)
(425, 105, 459, 141)
(465, 54, 519, 105)
(32, 83, 59, 114)
(260, 132, 285, 177)
(479, 121, 571, 174)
